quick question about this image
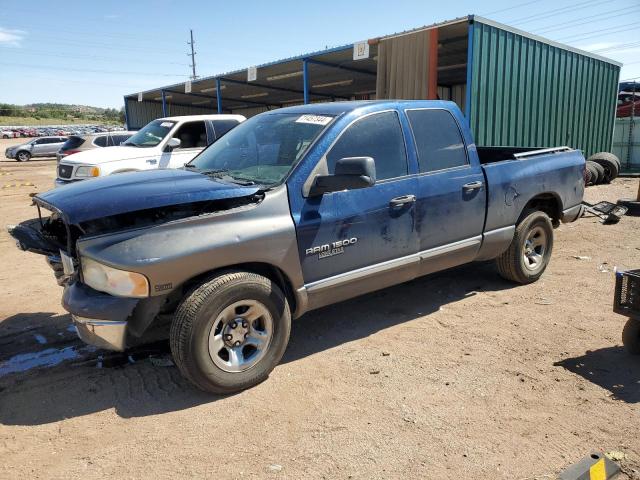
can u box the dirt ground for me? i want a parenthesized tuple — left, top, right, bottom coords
(0, 137, 639, 480)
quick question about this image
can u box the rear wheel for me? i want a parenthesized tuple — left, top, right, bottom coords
(496, 211, 554, 284)
(170, 270, 291, 394)
(16, 151, 31, 162)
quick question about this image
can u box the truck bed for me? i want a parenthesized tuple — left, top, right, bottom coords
(479, 146, 585, 233)
(477, 146, 571, 164)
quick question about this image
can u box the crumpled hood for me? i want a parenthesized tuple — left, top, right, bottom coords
(35, 168, 260, 225)
(60, 146, 152, 165)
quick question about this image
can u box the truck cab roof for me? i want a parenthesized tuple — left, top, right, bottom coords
(158, 114, 246, 122)
(266, 100, 460, 116)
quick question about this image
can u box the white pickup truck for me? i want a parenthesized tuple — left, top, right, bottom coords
(55, 114, 245, 186)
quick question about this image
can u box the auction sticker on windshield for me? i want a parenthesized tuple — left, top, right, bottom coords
(160, 122, 175, 128)
(295, 115, 332, 126)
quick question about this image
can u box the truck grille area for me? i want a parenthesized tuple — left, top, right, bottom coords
(58, 164, 73, 179)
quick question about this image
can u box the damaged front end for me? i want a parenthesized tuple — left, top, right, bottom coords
(8, 203, 79, 286)
(7, 177, 265, 351)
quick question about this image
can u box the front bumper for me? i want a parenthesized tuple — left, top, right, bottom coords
(55, 178, 81, 188)
(73, 316, 128, 351)
(62, 282, 167, 351)
(63, 282, 139, 351)
(5, 150, 15, 159)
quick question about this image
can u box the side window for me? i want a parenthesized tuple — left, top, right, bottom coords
(212, 119, 239, 139)
(406, 109, 468, 173)
(115, 135, 129, 145)
(326, 111, 407, 180)
(94, 136, 107, 147)
(172, 121, 207, 149)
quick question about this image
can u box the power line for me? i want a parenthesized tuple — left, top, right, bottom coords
(0, 47, 190, 66)
(0, 62, 190, 78)
(556, 22, 640, 41)
(505, 0, 607, 25)
(480, 0, 544, 16)
(590, 41, 640, 53)
(534, 8, 640, 34)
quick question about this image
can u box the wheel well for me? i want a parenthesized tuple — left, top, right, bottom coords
(518, 193, 562, 226)
(181, 263, 297, 314)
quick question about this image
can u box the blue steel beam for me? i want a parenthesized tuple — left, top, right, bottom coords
(123, 97, 131, 129)
(216, 78, 223, 113)
(303, 59, 309, 104)
(161, 90, 167, 116)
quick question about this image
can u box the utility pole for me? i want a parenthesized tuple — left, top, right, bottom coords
(187, 29, 197, 80)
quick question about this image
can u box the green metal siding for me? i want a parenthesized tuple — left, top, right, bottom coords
(469, 21, 620, 157)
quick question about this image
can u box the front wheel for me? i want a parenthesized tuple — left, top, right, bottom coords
(496, 210, 554, 284)
(170, 271, 291, 394)
(16, 151, 31, 162)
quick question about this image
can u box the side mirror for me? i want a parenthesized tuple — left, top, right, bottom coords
(309, 157, 376, 196)
(165, 137, 181, 151)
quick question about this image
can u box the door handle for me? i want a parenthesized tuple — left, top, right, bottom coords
(146, 159, 158, 164)
(389, 194, 416, 207)
(462, 181, 483, 191)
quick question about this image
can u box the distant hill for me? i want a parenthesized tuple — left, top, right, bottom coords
(0, 103, 124, 124)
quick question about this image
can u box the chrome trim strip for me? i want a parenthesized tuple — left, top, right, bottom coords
(419, 236, 481, 260)
(305, 236, 482, 292)
(483, 225, 514, 236)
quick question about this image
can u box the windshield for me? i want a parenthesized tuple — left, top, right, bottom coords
(188, 113, 333, 186)
(124, 120, 176, 147)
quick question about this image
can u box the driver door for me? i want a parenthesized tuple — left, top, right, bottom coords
(292, 110, 419, 308)
(160, 121, 208, 168)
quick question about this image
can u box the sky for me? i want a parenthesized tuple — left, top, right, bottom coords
(0, 0, 638, 109)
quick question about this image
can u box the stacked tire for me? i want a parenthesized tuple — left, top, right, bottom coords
(585, 152, 620, 186)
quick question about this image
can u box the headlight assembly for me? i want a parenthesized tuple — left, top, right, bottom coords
(81, 257, 149, 298)
(75, 165, 100, 177)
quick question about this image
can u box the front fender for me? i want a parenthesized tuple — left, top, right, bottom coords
(76, 185, 305, 300)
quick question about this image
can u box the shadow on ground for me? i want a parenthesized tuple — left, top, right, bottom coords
(555, 347, 640, 403)
(0, 262, 514, 425)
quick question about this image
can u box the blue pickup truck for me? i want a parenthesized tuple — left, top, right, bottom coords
(9, 100, 585, 393)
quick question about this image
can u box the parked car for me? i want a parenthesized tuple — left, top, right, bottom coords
(57, 131, 135, 162)
(4, 136, 67, 161)
(1, 129, 17, 139)
(9, 101, 585, 393)
(55, 114, 245, 186)
(617, 91, 640, 118)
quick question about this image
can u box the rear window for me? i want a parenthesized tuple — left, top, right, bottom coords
(93, 136, 107, 147)
(61, 136, 85, 151)
(406, 109, 468, 173)
(213, 119, 240, 139)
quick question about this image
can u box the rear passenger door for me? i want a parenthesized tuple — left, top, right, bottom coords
(405, 108, 486, 275)
(295, 110, 419, 304)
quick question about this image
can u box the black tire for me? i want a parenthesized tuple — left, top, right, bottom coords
(591, 162, 605, 184)
(617, 198, 640, 217)
(586, 162, 599, 186)
(496, 210, 554, 284)
(622, 318, 640, 355)
(585, 164, 594, 186)
(170, 270, 291, 394)
(16, 151, 31, 162)
(587, 152, 620, 183)
(2, 134, 8, 139)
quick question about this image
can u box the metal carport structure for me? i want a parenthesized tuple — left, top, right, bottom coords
(124, 15, 621, 157)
